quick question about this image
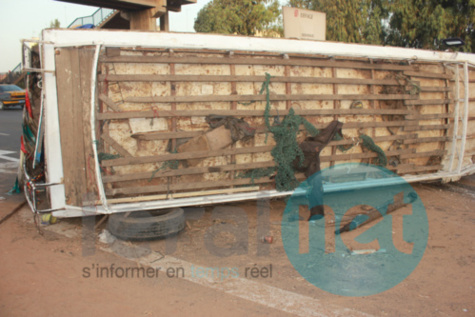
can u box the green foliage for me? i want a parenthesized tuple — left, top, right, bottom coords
(194, 0, 282, 36)
(287, 0, 474, 52)
(386, 0, 475, 52)
(287, 0, 389, 45)
(49, 19, 61, 28)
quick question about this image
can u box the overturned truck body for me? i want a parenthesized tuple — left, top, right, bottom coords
(25, 29, 475, 217)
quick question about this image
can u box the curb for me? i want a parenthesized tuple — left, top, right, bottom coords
(0, 197, 27, 225)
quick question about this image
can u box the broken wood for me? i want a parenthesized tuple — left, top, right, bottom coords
(101, 133, 132, 157)
(336, 191, 417, 234)
(100, 55, 415, 71)
(97, 108, 413, 120)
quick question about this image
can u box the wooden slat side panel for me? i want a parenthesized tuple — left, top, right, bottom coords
(100, 55, 415, 71)
(94, 48, 455, 199)
(78, 48, 97, 204)
(55, 48, 95, 206)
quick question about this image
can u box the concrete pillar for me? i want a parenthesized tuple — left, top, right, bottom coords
(160, 11, 170, 31)
(129, 8, 157, 31)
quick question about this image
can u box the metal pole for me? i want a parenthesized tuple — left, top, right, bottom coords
(457, 61, 470, 173)
(448, 64, 460, 172)
(90, 44, 109, 212)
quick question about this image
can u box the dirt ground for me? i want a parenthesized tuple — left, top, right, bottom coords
(0, 178, 474, 317)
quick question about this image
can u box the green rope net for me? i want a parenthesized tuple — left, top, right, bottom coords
(240, 72, 387, 191)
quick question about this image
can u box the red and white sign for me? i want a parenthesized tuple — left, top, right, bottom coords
(283, 6, 326, 41)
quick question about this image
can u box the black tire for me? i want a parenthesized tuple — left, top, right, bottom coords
(108, 208, 185, 241)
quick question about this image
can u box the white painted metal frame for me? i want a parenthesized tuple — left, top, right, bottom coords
(449, 65, 460, 172)
(35, 29, 474, 218)
(41, 29, 475, 64)
(90, 44, 110, 212)
(457, 62, 470, 173)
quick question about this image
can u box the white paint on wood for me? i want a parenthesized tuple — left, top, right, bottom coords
(42, 29, 475, 64)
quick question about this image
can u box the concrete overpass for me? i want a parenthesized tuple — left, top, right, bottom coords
(56, 0, 196, 31)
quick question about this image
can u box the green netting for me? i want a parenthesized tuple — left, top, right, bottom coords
(9, 177, 21, 194)
(149, 159, 179, 181)
(149, 149, 179, 181)
(237, 167, 276, 185)
(22, 124, 36, 144)
(261, 73, 320, 191)
(360, 134, 388, 166)
(242, 72, 387, 192)
(98, 152, 121, 162)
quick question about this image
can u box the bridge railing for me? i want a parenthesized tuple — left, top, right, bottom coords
(1, 63, 22, 84)
(67, 7, 115, 28)
(2, 7, 117, 84)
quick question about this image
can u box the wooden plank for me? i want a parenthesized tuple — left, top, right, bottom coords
(404, 124, 452, 131)
(103, 144, 415, 183)
(397, 164, 443, 174)
(55, 48, 96, 206)
(101, 145, 275, 167)
(342, 120, 418, 129)
(125, 93, 417, 104)
(329, 134, 418, 146)
(132, 130, 202, 140)
(97, 74, 404, 86)
(106, 47, 121, 57)
(406, 113, 453, 120)
(107, 149, 420, 196)
(229, 59, 238, 187)
(169, 60, 178, 189)
(369, 65, 377, 154)
(131, 120, 418, 140)
(442, 74, 452, 143)
(405, 99, 452, 106)
(107, 176, 274, 196)
(403, 136, 451, 144)
(102, 186, 262, 205)
(78, 48, 97, 199)
(419, 86, 451, 92)
(399, 150, 446, 159)
(102, 161, 275, 183)
(101, 133, 132, 157)
(331, 67, 339, 167)
(99, 94, 121, 112)
(100, 55, 415, 71)
(386, 164, 414, 171)
(97, 108, 414, 120)
(404, 71, 452, 79)
(56, 48, 87, 206)
(320, 148, 414, 162)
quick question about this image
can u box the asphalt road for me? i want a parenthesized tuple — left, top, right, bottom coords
(0, 106, 23, 195)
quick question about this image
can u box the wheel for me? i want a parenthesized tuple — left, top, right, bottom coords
(108, 208, 185, 241)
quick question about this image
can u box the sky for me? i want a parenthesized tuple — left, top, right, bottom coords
(0, 0, 214, 72)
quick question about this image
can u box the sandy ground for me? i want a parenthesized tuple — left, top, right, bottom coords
(0, 179, 474, 317)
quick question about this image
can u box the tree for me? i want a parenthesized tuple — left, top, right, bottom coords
(49, 19, 61, 29)
(386, 0, 475, 52)
(194, 0, 282, 36)
(287, 0, 474, 52)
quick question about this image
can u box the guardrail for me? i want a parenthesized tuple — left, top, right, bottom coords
(67, 7, 115, 28)
(1, 63, 22, 84)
